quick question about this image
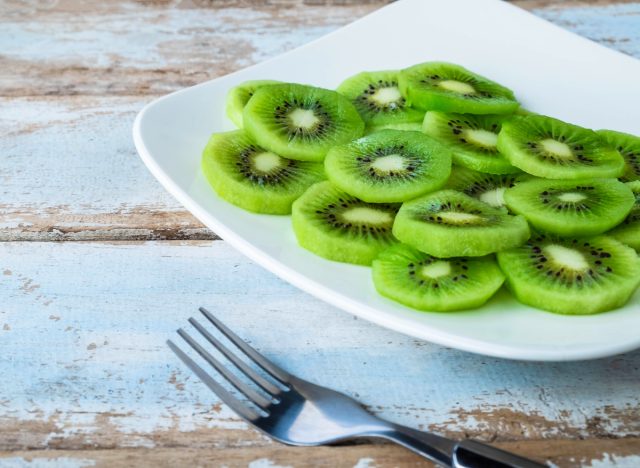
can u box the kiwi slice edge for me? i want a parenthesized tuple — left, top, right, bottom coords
(201, 130, 325, 214)
(291, 180, 399, 265)
(372, 243, 505, 312)
(498, 233, 640, 315)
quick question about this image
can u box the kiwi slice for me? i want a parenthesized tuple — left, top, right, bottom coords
(497, 115, 625, 179)
(422, 111, 518, 174)
(609, 181, 640, 250)
(445, 166, 527, 211)
(324, 130, 452, 203)
(393, 190, 530, 257)
(201, 131, 325, 214)
(504, 178, 634, 237)
(292, 181, 399, 265)
(365, 122, 424, 135)
(226, 80, 281, 128)
(398, 62, 519, 114)
(597, 129, 640, 182)
(337, 70, 424, 128)
(497, 233, 640, 314)
(243, 83, 364, 162)
(372, 244, 505, 311)
(515, 108, 535, 116)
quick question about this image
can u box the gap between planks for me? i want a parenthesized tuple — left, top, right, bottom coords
(0, 211, 218, 242)
(2, 438, 640, 468)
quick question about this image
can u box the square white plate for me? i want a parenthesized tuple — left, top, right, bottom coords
(134, 0, 640, 361)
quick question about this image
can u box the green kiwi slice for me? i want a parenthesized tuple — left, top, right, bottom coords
(226, 80, 281, 128)
(365, 122, 424, 135)
(398, 62, 519, 114)
(292, 181, 399, 265)
(324, 130, 452, 203)
(422, 111, 518, 174)
(392, 190, 530, 257)
(504, 178, 634, 237)
(372, 244, 505, 312)
(515, 108, 535, 116)
(243, 83, 364, 162)
(609, 181, 640, 250)
(201, 131, 325, 214)
(337, 70, 424, 128)
(497, 115, 625, 179)
(497, 233, 640, 314)
(597, 129, 640, 182)
(445, 166, 527, 211)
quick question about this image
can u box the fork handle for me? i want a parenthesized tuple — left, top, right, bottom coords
(376, 423, 545, 468)
(451, 439, 546, 468)
(376, 423, 455, 467)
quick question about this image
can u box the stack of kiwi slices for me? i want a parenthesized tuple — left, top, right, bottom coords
(202, 61, 640, 315)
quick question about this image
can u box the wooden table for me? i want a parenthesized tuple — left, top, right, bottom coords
(1, 1, 639, 466)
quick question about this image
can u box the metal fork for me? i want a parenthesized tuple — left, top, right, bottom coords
(168, 307, 545, 468)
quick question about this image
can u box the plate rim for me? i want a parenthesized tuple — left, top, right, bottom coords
(133, 0, 640, 362)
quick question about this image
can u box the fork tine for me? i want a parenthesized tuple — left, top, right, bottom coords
(166, 339, 260, 421)
(188, 318, 281, 396)
(177, 329, 272, 409)
(199, 307, 291, 384)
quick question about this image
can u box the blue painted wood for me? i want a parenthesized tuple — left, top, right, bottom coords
(534, 3, 640, 58)
(0, 241, 638, 451)
(1, 2, 639, 242)
(2, 1, 640, 465)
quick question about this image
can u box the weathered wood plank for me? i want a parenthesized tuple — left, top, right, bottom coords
(0, 241, 638, 462)
(0, 96, 213, 241)
(531, 2, 640, 58)
(1, 3, 640, 242)
(0, 2, 383, 97)
(1, 1, 639, 98)
(2, 439, 640, 468)
(2, 2, 640, 465)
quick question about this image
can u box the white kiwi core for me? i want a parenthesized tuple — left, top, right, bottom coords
(540, 139, 573, 158)
(371, 154, 406, 173)
(558, 192, 587, 203)
(421, 261, 451, 279)
(557, 192, 587, 203)
(543, 245, 589, 271)
(479, 188, 506, 208)
(288, 108, 319, 129)
(465, 129, 499, 148)
(372, 87, 402, 106)
(438, 80, 476, 94)
(252, 152, 282, 172)
(342, 207, 392, 225)
(438, 212, 482, 224)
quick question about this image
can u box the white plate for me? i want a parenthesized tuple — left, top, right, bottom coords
(134, 0, 640, 361)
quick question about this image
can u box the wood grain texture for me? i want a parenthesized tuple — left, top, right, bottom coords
(1, 2, 640, 242)
(1, 1, 639, 97)
(0, 1, 381, 97)
(0, 241, 639, 465)
(2, 1, 640, 466)
(0, 97, 214, 241)
(2, 440, 640, 468)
